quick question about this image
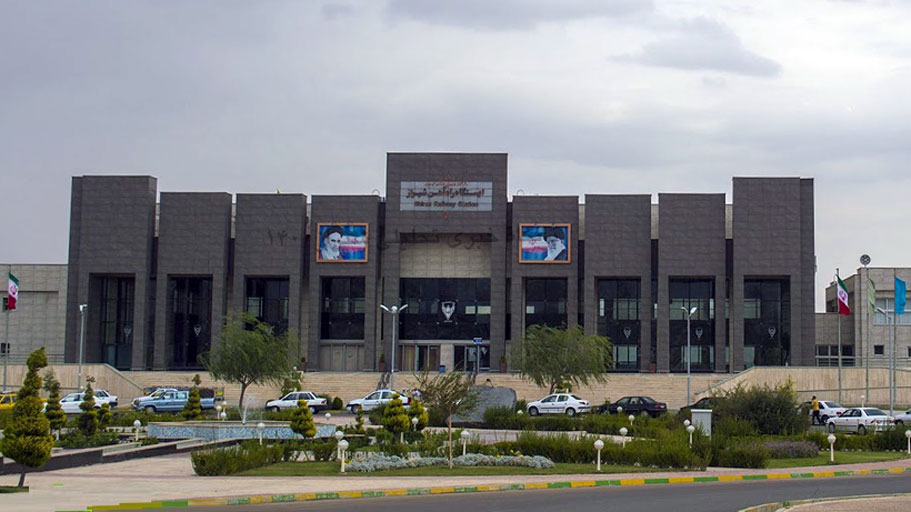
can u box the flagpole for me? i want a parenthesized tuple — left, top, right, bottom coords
(3, 266, 8, 391)
(836, 270, 843, 403)
(890, 269, 896, 417)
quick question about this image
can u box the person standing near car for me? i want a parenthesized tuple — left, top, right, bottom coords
(811, 396, 820, 425)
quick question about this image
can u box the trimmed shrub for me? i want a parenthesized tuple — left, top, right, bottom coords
(714, 416, 758, 438)
(347, 452, 554, 472)
(332, 397, 344, 411)
(191, 441, 285, 476)
(78, 381, 99, 437)
(762, 439, 818, 459)
(57, 430, 121, 449)
(714, 441, 769, 469)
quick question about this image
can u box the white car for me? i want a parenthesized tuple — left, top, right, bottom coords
(826, 407, 894, 434)
(526, 394, 590, 417)
(58, 390, 118, 414)
(346, 389, 410, 413)
(810, 400, 847, 424)
(893, 409, 911, 426)
(265, 391, 328, 413)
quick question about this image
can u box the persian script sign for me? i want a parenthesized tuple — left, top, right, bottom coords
(400, 181, 493, 212)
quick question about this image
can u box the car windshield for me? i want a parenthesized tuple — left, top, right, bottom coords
(864, 408, 887, 416)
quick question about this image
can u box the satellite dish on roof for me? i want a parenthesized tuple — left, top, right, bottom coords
(860, 254, 871, 267)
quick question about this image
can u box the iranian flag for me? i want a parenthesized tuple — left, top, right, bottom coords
(7, 273, 19, 311)
(836, 275, 851, 316)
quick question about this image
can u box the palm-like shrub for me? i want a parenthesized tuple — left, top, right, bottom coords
(380, 394, 410, 442)
(0, 348, 54, 487)
(78, 380, 99, 437)
(290, 400, 316, 439)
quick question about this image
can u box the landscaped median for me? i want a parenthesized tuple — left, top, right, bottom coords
(78, 466, 911, 512)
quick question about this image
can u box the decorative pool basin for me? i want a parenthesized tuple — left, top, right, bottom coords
(147, 421, 336, 442)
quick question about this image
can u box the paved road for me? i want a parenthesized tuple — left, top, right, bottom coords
(135, 474, 911, 512)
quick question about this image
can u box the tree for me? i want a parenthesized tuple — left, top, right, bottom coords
(98, 402, 113, 429)
(290, 400, 316, 439)
(0, 347, 53, 487)
(381, 394, 410, 443)
(510, 325, 613, 393)
(182, 374, 203, 420)
(199, 312, 294, 412)
(281, 370, 301, 396)
(354, 405, 366, 435)
(414, 370, 480, 468)
(407, 398, 429, 432)
(78, 378, 98, 437)
(42, 369, 66, 439)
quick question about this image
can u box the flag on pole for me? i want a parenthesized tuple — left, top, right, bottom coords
(896, 277, 907, 315)
(836, 274, 851, 316)
(867, 277, 877, 316)
(7, 273, 18, 311)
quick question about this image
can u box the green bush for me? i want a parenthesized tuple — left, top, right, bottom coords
(57, 431, 121, 449)
(139, 436, 160, 446)
(712, 383, 808, 436)
(515, 400, 527, 412)
(714, 416, 758, 438)
(332, 397, 344, 411)
(714, 441, 769, 468)
(499, 431, 705, 469)
(0, 410, 12, 430)
(191, 441, 285, 476)
(264, 409, 296, 422)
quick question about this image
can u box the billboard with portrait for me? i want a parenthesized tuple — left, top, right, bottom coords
(519, 223, 571, 263)
(316, 223, 368, 262)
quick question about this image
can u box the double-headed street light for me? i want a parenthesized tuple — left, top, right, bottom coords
(380, 303, 408, 391)
(680, 306, 698, 406)
(78, 303, 88, 392)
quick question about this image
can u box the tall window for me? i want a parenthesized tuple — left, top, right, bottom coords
(321, 277, 365, 339)
(400, 278, 491, 340)
(669, 278, 714, 371)
(169, 277, 212, 369)
(245, 278, 289, 334)
(598, 279, 640, 371)
(99, 277, 134, 370)
(525, 278, 567, 330)
(743, 279, 790, 367)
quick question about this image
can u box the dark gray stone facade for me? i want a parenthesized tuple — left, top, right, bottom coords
(64, 154, 815, 373)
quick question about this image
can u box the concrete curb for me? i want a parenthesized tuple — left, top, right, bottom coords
(738, 492, 911, 512)
(68, 466, 911, 512)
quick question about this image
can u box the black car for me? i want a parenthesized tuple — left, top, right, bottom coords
(681, 396, 725, 412)
(598, 396, 667, 417)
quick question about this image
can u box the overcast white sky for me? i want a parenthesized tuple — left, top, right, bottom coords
(2, 0, 910, 312)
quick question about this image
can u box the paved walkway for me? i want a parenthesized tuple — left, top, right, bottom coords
(785, 495, 911, 512)
(2, 454, 911, 512)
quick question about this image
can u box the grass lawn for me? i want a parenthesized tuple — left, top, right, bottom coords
(766, 451, 910, 469)
(237, 462, 680, 477)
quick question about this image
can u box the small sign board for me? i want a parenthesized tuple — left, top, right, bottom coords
(473, 337, 483, 345)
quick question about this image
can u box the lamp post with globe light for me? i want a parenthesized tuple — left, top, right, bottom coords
(380, 303, 408, 391)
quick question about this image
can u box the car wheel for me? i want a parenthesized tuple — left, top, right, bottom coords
(145, 405, 156, 413)
(309, 406, 316, 414)
(565, 408, 576, 417)
(349, 406, 358, 414)
(640, 410, 650, 417)
(896, 420, 904, 426)
(270, 406, 280, 412)
(821, 415, 829, 424)
(857, 424, 867, 435)
(528, 407, 539, 417)
(827, 423, 836, 433)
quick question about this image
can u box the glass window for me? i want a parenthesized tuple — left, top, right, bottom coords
(400, 279, 491, 340)
(743, 278, 790, 367)
(246, 278, 290, 334)
(168, 277, 212, 369)
(874, 345, 885, 355)
(95, 276, 135, 370)
(321, 277, 366, 340)
(525, 278, 567, 330)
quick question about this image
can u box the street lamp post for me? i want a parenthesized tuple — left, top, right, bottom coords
(594, 438, 604, 471)
(877, 306, 895, 416)
(78, 304, 88, 392)
(680, 306, 698, 406)
(380, 303, 408, 391)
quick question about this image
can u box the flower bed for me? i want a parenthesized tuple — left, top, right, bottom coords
(346, 452, 555, 472)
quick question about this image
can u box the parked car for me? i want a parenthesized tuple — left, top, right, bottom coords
(265, 391, 328, 413)
(598, 396, 667, 417)
(893, 409, 911, 425)
(826, 407, 893, 434)
(0, 392, 16, 411)
(526, 394, 590, 417)
(801, 400, 847, 424)
(131, 388, 216, 412)
(680, 396, 726, 412)
(58, 390, 117, 414)
(346, 389, 410, 413)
